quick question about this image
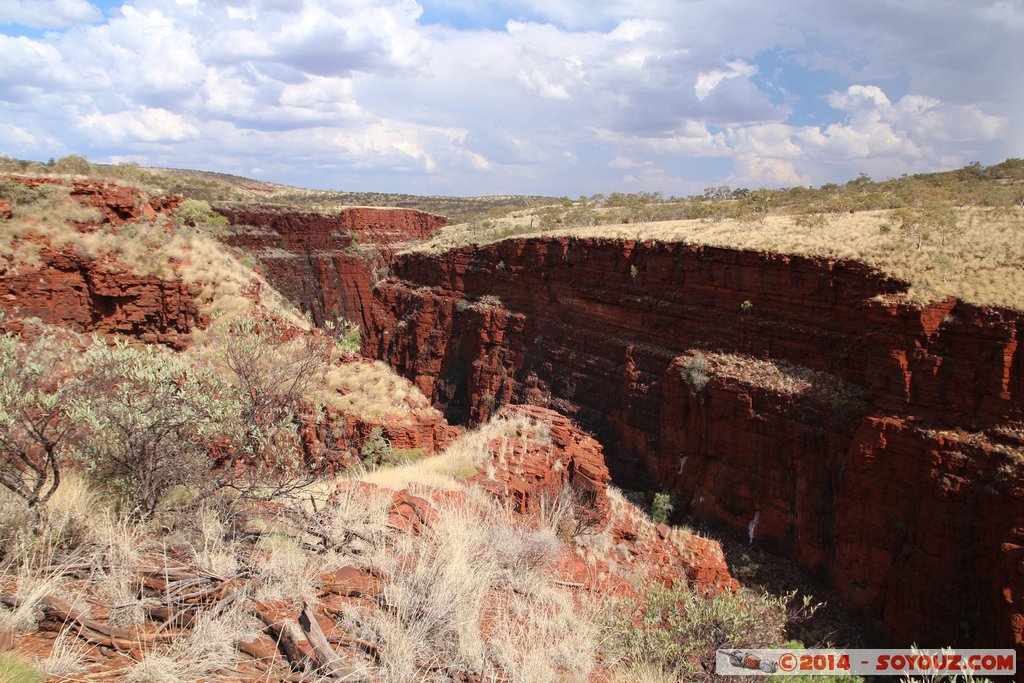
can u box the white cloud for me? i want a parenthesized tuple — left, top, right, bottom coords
(695, 60, 757, 101)
(609, 156, 640, 168)
(0, 0, 100, 28)
(0, 122, 39, 146)
(79, 107, 199, 143)
(0, 0, 1020, 194)
(727, 153, 811, 187)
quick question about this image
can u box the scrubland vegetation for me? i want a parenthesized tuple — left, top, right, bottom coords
(0, 156, 544, 224)
(0, 399, 824, 681)
(2, 157, 1015, 680)
(0, 169, 832, 681)
(412, 159, 1024, 309)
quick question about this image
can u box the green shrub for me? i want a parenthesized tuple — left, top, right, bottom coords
(740, 299, 754, 313)
(0, 652, 42, 683)
(174, 198, 229, 231)
(0, 178, 59, 208)
(51, 154, 91, 176)
(649, 491, 675, 524)
(325, 317, 361, 352)
(75, 339, 232, 515)
(0, 328, 81, 519)
(360, 427, 393, 467)
(681, 354, 710, 393)
(603, 580, 789, 679)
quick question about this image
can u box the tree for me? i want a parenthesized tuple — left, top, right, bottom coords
(75, 339, 228, 515)
(0, 329, 81, 526)
(211, 318, 329, 493)
(893, 201, 961, 250)
(51, 154, 91, 176)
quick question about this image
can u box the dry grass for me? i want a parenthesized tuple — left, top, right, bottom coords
(412, 206, 1024, 309)
(694, 351, 870, 406)
(349, 414, 533, 491)
(0, 413, 799, 683)
(36, 627, 90, 679)
(318, 358, 434, 422)
(368, 494, 594, 682)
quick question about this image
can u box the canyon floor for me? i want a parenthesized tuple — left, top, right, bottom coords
(0, 161, 1022, 681)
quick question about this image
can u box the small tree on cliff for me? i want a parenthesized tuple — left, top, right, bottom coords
(0, 328, 81, 527)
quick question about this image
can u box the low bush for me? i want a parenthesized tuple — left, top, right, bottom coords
(649, 491, 675, 524)
(681, 354, 710, 393)
(603, 580, 789, 681)
(174, 198, 229, 231)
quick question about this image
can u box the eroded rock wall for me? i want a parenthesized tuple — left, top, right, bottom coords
(0, 247, 203, 348)
(216, 206, 446, 331)
(364, 236, 1024, 648)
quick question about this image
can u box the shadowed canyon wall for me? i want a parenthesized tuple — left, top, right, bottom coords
(216, 206, 446, 331)
(213, 202, 1023, 649)
(362, 237, 1024, 650)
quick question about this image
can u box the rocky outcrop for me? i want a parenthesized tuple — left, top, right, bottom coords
(216, 206, 446, 332)
(0, 247, 203, 348)
(470, 403, 737, 596)
(0, 176, 198, 345)
(1, 175, 181, 224)
(364, 236, 1024, 648)
(471, 404, 613, 528)
(300, 399, 459, 472)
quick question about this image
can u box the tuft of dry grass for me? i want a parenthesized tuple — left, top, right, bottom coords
(319, 358, 434, 422)
(368, 494, 594, 682)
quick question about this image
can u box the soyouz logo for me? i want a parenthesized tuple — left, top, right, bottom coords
(715, 648, 1017, 676)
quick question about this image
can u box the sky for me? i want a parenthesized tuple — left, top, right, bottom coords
(0, 0, 1021, 197)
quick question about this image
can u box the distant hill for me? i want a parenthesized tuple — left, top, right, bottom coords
(117, 165, 557, 224)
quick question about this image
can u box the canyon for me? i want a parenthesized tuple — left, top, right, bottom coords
(4, 176, 1020, 655)
(217, 206, 447, 332)
(231, 207, 1024, 651)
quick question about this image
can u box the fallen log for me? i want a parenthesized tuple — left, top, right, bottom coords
(37, 595, 184, 650)
(299, 602, 368, 681)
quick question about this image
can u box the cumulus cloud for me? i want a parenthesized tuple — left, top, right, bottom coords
(0, 0, 1020, 194)
(727, 153, 811, 187)
(0, 0, 101, 28)
(695, 60, 757, 101)
(79, 107, 199, 143)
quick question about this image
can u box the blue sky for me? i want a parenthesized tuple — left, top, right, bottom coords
(1, 0, 1020, 196)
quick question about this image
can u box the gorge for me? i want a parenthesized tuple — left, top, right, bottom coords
(222, 203, 1024, 651)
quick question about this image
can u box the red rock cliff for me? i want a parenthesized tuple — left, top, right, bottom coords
(364, 236, 1024, 649)
(216, 206, 446, 333)
(0, 177, 200, 347)
(0, 247, 202, 348)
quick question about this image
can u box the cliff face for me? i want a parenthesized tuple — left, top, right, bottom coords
(0, 178, 200, 347)
(0, 247, 202, 348)
(364, 237, 1024, 648)
(216, 207, 446, 331)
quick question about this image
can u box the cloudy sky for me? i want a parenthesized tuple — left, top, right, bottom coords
(1, 0, 1020, 196)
